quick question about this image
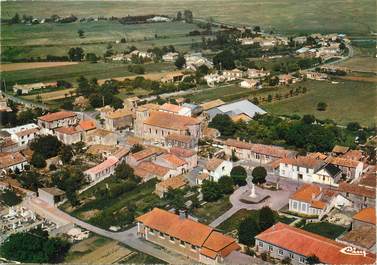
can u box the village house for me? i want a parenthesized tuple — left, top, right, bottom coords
(169, 147, 197, 169)
(240, 79, 259, 89)
(154, 153, 188, 175)
(38, 187, 66, 206)
(293, 36, 307, 44)
(202, 158, 233, 182)
(161, 72, 185, 83)
(133, 161, 172, 182)
(155, 175, 187, 198)
(0, 151, 28, 176)
(0, 94, 12, 112)
(76, 120, 96, 133)
(311, 163, 342, 186)
(85, 128, 117, 146)
(0, 132, 18, 153)
(84, 156, 119, 182)
(165, 133, 197, 150)
(341, 149, 363, 161)
(2, 123, 39, 148)
(97, 105, 115, 119)
(159, 103, 191, 116)
(288, 184, 329, 217)
(203, 73, 226, 87)
(338, 182, 375, 210)
(127, 148, 165, 167)
(278, 156, 325, 183)
(37, 111, 79, 133)
(302, 71, 328, 80)
(136, 208, 240, 264)
(278, 74, 295, 85)
(325, 156, 364, 179)
(337, 207, 376, 253)
(222, 69, 244, 81)
(358, 165, 376, 189)
(104, 108, 133, 131)
(13, 82, 57, 94)
(224, 138, 296, 164)
(332, 145, 350, 156)
(182, 103, 202, 117)
(247, 68, 270, 79)
(162, 52, 179, 62)
(54, 127, 82, 145)
(255, 222, 375, 265)
(134, 109, 201, 146)
(123, 96, 140, 111)
(184, 53, 213, 71)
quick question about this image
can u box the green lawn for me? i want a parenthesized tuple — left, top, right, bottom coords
(263, 79, 377, 126)
(1, 61, 174, 84)
(191, 195, 232, 224)
(302, 222, 348, 239)
(69, 178, 167, 229)
(2, 0, 375, 35)
(217, 209, 296, 234)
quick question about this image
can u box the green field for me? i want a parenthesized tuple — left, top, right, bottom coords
(2, 0, 376, 35)
(1, 61, 174, 84)
(302, 222, 347, 239)
(263, 79, 377, 126)
(1, 20, 202, 60)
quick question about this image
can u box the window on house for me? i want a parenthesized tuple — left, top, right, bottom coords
(159, 232, 164, 238)
(258, 241, 263, 247)
(278, 249, 284, 256)
(169, 236, 174, 242)
(191, 244, 196, 250)
(149, 228, 154, 234)
(269, 246, 273, 252)
(180, 240, 185, 247)
(346, 192, 349, 197)
(306, 168, 309, 173)
(289, 253, 294, 259)
(149, 129, 151, 133)
(299, 257, 305, 263)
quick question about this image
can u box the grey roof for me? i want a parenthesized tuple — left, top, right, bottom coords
(207, 108, 224, 120)
(217, 99, 266, 118)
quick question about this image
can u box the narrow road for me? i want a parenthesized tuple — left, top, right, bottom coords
(25, 198, 190, 264)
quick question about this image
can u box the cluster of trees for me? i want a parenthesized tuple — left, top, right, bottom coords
(238, 206, 276, 246)
(176, 10, 194, 23)
(0, 228, 70, 263)
(0, 188, 22, 206)
(201, 176, 234, 202)
(75, 76, 123, 109)
(30, 135, 63, 168)
(209, 113, 362, 153)
(0, 105, 44, 128)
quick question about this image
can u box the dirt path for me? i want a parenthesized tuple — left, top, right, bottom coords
(0, 62, 79, 72)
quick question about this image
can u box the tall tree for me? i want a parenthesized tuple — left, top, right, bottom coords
(238, 217, 260, 246)
(258, 206, 275, 231)
(174, 55, 186, 69)
(252, 166, 267, 184)
(183, 10, 193, 23)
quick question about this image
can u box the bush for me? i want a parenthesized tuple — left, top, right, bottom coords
(31, 152, 46, 168)
(231, 166, 247, 186)
(202, 180, 222, 202)
(252, 166, 267, 184)
(317, 102, 327, 111)
(218, 176, 234, 194)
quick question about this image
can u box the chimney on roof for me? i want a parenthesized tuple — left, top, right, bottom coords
(179, 209, 186, 220)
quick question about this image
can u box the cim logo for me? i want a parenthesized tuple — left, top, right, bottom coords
(339, 246, 367, 257)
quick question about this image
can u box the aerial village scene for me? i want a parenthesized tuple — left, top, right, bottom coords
(0, 0, 376, 264)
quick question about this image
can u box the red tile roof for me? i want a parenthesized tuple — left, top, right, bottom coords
(159, 103, 184, 113)
(77, 120, 96, 131)
(341, 150, 363, 161)
(137, 208, 239, 256)
(134, 162, 169, 179)
(15, 128, 39, 137)
(159, 153, 187, 167)
(165, 133, 194, 143)
(326, 156, 361, 168)
(205, 158, 225, 171)
(144, 111, 200, 131)
(224, 139, 295, 158)
(38, 111, 76, 122)
(0, 152, 27, 169)
(290, 184, 327, 209)
(55, 126, 79, 135)
(169, 147, 195, 158)
(353, 208, 376, 225)
(129, 148, 161, 162)
(84, 156, 118, 175)
(339, 182, 375, 198)
(280, 156, 324, 169)
(256, 223, 376, 264)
